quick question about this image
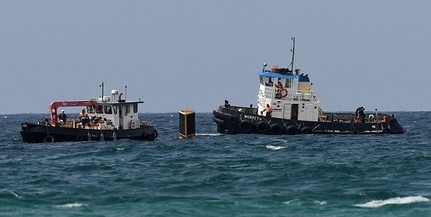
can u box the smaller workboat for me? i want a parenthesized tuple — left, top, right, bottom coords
(213, 37, 405, 135)
(20, 83, 158, 143)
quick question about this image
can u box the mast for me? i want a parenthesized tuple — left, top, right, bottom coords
(125, 85, 128, 101)
(100, 82, 104, 101)
(290, 37, 296, 73)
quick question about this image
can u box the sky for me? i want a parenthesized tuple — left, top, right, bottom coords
(1, 0, 430, 114)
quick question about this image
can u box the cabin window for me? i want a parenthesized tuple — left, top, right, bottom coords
(276, 78, 290, 88)
(113, 106, 117, 114)
(277, 79, 284, 88)
(125, 105, 130, 114)
(87, 106, 96, 114)
(118, 106, 122, 116)
(265, 77, 273, 86)
(133, 104, 138, 113)
(96, 105, 103, 114)
(104, 106, 112, 114)
(285, 78, 293, 88)
(259, 76, 264, 85)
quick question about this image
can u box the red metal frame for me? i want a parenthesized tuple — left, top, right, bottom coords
(49, 100, 98, 126)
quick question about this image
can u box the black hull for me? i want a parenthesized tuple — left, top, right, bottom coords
(213, 105, 405, 135)
(20, 123, 158, 143)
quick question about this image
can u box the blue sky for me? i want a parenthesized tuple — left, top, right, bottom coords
(1, 0, 430, 114)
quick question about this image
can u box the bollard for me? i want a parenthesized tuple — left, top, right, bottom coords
(179, 109, 195, 139)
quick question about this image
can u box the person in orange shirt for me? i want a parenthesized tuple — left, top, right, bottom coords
(265, 104, 273, 117)
(79, 108, 89, 125)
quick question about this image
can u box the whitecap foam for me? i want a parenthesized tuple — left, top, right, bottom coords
(355, 196, 429, 208)
(266, 144, 287, 150)
(56, 203, 87, 208)
(283, 199, 299, 205)
(314, 200, 327, 205)
(196, 133, 221, 136)
(283, 199, 327, 206)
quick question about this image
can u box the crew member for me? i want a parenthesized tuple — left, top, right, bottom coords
(224, 100, 230, 108)
(265, 104, 273, 117)
(355, 106, 365, 123)
(58, 110, 67, 124)
(390, 114, 397, 122)
(79, 108, 89, 125)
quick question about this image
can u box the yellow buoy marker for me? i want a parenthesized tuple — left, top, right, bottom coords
(179, 109, 196, 139)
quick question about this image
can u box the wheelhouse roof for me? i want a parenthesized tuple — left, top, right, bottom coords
(96, 100, 143, 106)
(257, 70, 296, 79)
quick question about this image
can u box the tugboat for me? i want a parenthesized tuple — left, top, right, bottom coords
(20, 83, 158, 143)
(213, 37, 405, 135)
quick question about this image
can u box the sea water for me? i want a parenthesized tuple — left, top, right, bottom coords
(0, 112, 430, 216)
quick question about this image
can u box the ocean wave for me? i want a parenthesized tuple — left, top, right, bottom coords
(355, 196, 429, 208)
(55, 203, 88, 208)
(266, 145, 287, 151)
(11, 191, 20, 199)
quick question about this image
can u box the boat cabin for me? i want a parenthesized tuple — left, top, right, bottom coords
(49, 89, 144, 130)
(257, 66, 322, 122)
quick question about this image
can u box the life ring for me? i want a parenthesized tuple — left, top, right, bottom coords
(286, 125, 299, 135)
(43, 135, 54, 143)
(368, 114, 375, 122)
(239, 120, 253, 133)
(270, 124, 282, 135)
(301, 127, 312, 134)
(281, 89, 288, 97)
(146, 130, 158, 141)
(256, 121, 270, 134)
